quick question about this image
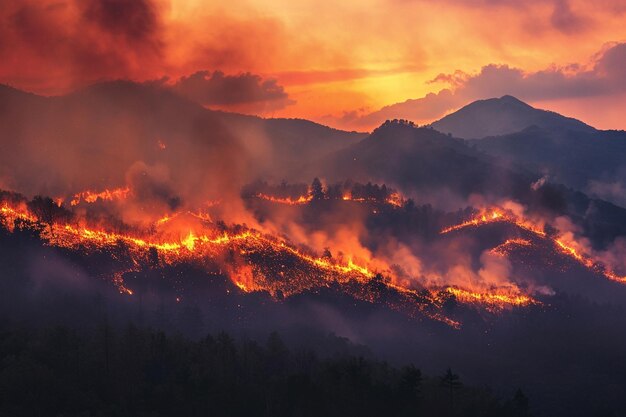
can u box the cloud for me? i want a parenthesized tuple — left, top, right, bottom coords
(338, 42, 626, 129)
(452, 42, 626, 100)
(587, 180, 626, 207)
(274, 66, 421, 86)
(550, 0, 589, 33)
(0, 0, 164, 92)
(413, 0, 592, 34)
(169, 70, 294, 111)
(329, 89, 459, 128)
(83, 0, 161, 44)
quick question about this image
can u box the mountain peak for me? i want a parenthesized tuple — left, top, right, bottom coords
(497, 95, 530, 106)
(430, 95, 594, 139)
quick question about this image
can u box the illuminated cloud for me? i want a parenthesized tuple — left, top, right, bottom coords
(0, 0, 625, 128)
(341, 42, 626, 129)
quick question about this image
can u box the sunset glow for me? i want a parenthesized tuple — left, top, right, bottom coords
(1, 0, 625, 130)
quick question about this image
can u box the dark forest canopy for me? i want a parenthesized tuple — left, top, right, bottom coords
(0, 324, 533, 417)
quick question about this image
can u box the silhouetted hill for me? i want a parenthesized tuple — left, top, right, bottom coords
(325, 120, 535, 200)
(469, 126, 626, 207)
(431, 95, 594, 139)
(0, 82, 363, 197)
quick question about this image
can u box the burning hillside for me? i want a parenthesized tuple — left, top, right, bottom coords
(3, 170, 625, 331)
(439, 206, 626, 285)
(0, 185, 552, 328)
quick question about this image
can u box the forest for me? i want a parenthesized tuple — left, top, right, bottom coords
(0, 324, 533, 417)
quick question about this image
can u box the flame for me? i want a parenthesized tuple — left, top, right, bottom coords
(441, 207, 626, 284)
(70, 186, 131, 206)
(445, 287, 536, 311)
(491, 238, 532, 255)
(440, 209, 505, 234)
(257, 190, 405, 207)
(441, 208, 546, 236)
(255, 192, 313, 205)
(156, 213, 176, 225)
(0, 200, 538, 325)
(386, 191, 404, 207)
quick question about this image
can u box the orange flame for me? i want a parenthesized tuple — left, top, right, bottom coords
(255, 192, 313, 205)
(70, 186, 131, 206)
(441, 207, 626, 284)
(0, 200, 540, 324)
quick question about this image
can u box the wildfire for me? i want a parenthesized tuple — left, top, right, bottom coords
(386, 192, 404, 207)
(441, 207, 626, 284)
(440, 210, 505, 234)
(491, 238, 532, 255)
(156, 213, 177, 225)
(70, 186, 131, 206)
(256, 190, 405, 207)
(256, 193, 313, 205)
(0, 200, 538, 325)
(445, 287, 536, 311)
(441, 208, 546, 236)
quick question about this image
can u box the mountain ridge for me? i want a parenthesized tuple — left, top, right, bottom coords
(430, 95, 595, 139)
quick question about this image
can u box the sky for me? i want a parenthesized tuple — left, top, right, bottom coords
(1, 0, 626, 131)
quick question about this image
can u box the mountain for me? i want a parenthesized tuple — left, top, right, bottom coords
(469, 126, 626, 205)
(430, 95, 594, 139)
(0, 82, 364, 199)
(2, 84, 626, 417)
(324, 120, 537, 201)
(3, 185, 626, 417)
(322, 120, 626, 245)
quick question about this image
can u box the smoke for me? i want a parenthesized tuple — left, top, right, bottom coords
(598, 237, 626, 275)
(1, 80, 625, 319)
(531, 176, 548, 191)
(28, 250, 93, 293)
(587, 179, 626, 207)
(0, 0, 164, 92)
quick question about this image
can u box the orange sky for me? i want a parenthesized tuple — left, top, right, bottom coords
(1, 0, 626, 130)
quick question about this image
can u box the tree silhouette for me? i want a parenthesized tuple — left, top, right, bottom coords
(513, 388, 530, 416)
(400, 364, 422, 398)
(441, 368, 462, 409)
(27, 195, 70, 235)
(311, 177, 324, 200)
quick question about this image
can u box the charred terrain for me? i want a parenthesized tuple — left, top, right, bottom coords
(1, 84, 626, 416)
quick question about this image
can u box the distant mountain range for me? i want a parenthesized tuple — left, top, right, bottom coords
(0, 82, 364, 199)
(427, 95, 626, 206)
(1, 81, 625, 216)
